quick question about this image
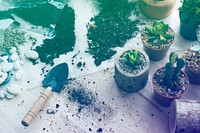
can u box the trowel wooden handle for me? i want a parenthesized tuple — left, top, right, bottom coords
(21, 88, 52, 127)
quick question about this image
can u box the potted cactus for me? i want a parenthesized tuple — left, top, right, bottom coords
(141, 20, 175, 61)
(152, 52, 189, 107)
(114, 48, 150, 92)
(138, 0, 176, 19)
(183, 46, 200, 84)
(179, 0, 200, 40)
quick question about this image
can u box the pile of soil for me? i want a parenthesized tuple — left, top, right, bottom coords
(36, 4, 75, 65)
(87, 0, 141, 66)
(0, 3, 61, 27)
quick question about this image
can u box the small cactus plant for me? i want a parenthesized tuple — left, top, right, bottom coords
(146, 20, 174, 45)
(164, 52, 185, 91)
(125, 50, 144, 69)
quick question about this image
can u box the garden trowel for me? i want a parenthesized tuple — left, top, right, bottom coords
(21, 63, 68, 127)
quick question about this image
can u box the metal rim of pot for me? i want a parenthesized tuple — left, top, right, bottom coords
(152, 67, 189, 99)
(115, 47, 150, 77)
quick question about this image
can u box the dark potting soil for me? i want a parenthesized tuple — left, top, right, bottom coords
(36, 4, 75, 65)
(184, 49, 200, 74)
(87, 0, 141, 66)
(65, 80, 115, 124)
(153, 68, 189, 97)
(0, 3, 61, 27)
(118, 51, 147, 74)
(68, 87, 96, 107)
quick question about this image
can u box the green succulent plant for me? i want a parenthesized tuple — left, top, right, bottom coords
(164, 52, 185, 91)
(125, 50, 144, 69)
(146, 20, 174, 46)
(179, 0, 200, 25)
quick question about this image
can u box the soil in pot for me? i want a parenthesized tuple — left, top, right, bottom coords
(141, 24, 175, 61)
(184, 49, 200, 84)
(114, 48, 150, 92)
(139, 0, 176, 19)
(153, 68, 189, 107)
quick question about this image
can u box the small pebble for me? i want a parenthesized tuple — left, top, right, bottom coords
(0, 90, 6, 100)
(0, 56, 8, 62)
(13, 61, 21, 70)
(0, 71, 8, 84)
(9, 47, 17, 54)
(10, 53, 19, 62)
(7, 84, 21, 95)
(5, 91, 14, 99)
(15, 70, 24, 80)
(56, 104, 60, 108)
(25, 50, 39, 60)
(20, 60, 24, 66)
(2, 62, 13, 73)
(47, 109, 55, 114)
(97, 128, 103, 132)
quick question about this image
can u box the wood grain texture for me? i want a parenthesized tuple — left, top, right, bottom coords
(0, 1, 200, 133)
(170, 99, 200, 133)
(21, 88, 52, 127)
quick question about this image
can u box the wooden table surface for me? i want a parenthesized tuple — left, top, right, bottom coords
(0, 1, 200, 133)
(0, 66, 200, 133)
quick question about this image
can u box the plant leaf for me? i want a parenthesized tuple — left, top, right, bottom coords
(163, 24, 169, 33)
(153, 20, 159, 26)
(146, 26, 153, 35)
(148, 36, 157, 40)
(163, 34, 173, 39)
(152, 38, 158, 45)
(169, 52, 178, 66)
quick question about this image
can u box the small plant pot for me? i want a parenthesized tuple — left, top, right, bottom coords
(138, 0, 176, 19)
(179, 12, 198, 41)
(141, 25, 175, 61)
(114, 48, 150, 92)
(152, 68, 189, 107)
(184, 49, 200, 84)
(184, 66, 200, 85)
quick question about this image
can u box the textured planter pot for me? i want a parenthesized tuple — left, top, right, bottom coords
(153, 68, 189, 107)
(180, 19, 198, 41)
(184, 65, 200, 85)
(114, 48, 150, 92)
(169, 99, 200, 133)
(184, 49, 200, 85)
(139, 0, 176, 19)
(141, 25, 175, 61)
